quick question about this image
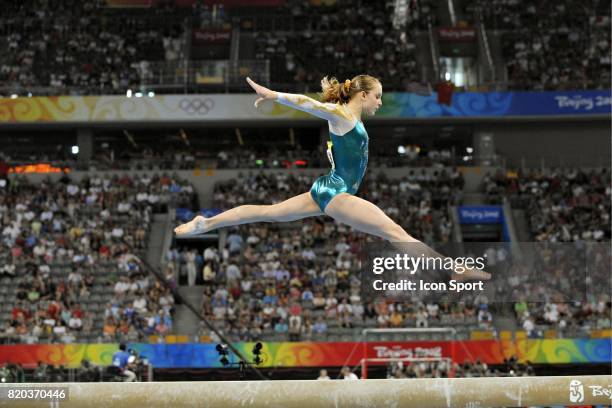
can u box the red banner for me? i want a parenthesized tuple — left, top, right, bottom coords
(438, 27, 476, 42)
(192, 29, 231, 44)
(0, 339, 609, 368)
(364, 341, 502, 364)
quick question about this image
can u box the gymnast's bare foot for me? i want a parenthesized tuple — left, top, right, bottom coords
(174, 215, 210, 236)
(452, 268, 491, 281)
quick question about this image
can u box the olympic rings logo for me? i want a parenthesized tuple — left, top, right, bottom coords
(178, 98, 215, 116)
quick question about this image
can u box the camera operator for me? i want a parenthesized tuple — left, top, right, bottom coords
(77, 359, 98, 382)
(52, 365, 67, 382)
(0, 365, 13, 383)
(129, 349, 149, 381)
(12, 364, 24, 383)
(111, 344, 136, 382)
(33, 362, 49, 383)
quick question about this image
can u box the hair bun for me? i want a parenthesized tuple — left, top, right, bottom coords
(343, 79, 351, 94)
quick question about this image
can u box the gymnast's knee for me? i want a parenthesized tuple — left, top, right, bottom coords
(385, 223, 417, 243)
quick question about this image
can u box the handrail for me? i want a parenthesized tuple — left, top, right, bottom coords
(447, 0, 457, 27)
(427, 20, 440, 80)
(478, 12, 495, 82)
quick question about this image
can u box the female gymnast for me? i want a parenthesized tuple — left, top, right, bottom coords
(175, 75, 489, 281)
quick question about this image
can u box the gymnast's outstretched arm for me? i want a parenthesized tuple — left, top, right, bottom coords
(246, 77, 354, 134)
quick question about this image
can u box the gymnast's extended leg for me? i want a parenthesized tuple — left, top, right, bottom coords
(324, 193, 490, 280)
(174, 192, 324, 235)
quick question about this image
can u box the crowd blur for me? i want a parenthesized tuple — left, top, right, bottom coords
(0, 0, 185, 95)
(166, 165, 612, 343)
(252, 0, 432, 92)
(1, 0, 608, 94)
(483, 167, 610, 242)
(514, 295, 611, 339)
(216, 146, 465, 170)
(489, 242, 611, 337)
(167, 169, 490, 343)
(386, 356, 534, 378)
(465, 0, 611, 90)
(316, 356, 536, 380)
(1, 143, 468, 172)
(482, 167, 611, 336)
(0, 173, 195, 344)
(211, 169, 463, 242)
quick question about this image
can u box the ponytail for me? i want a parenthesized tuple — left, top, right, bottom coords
(320, 75, 380, 104)
(320, 76, 349, 104)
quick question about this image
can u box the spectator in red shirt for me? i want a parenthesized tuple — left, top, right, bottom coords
(0, 158, 8, 178)
(436, 79, 454, 106)
(12, 302, 29, 321)
(72, 304, 84, 320)
(47, 301, 61, 321)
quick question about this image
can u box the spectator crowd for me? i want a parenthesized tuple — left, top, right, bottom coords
(386, 356, 535, 379)
(483, 167, 611, 337)
(1, 0, 608, 94)
(252, 0, 433, 92)
(464, 0, 610, 90)
(0, 0, 185, 95)
(1, 160, 609, 347)
(0, 173, 196, 344)
(483, 167, 610, 242)
(166, 169, 493, 344)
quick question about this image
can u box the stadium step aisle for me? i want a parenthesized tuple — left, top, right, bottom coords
(173, 286, 205, 336)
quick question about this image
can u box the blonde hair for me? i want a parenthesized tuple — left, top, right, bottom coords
(319, 74, 381, 104)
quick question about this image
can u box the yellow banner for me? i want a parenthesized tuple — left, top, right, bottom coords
(0, 95, 314, 124)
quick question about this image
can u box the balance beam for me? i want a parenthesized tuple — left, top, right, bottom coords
(0, 375, 610, 407)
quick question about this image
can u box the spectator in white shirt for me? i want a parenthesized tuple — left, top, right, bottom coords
(114, 277, 131, 296)
(341, 366, 358, 380)
(316, 369, 331, 380)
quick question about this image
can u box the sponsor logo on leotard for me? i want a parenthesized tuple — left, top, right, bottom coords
(327, 141, 335, 170)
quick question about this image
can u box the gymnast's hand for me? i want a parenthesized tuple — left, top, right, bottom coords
(246, 77, 277, 108)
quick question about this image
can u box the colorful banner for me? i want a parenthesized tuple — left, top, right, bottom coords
(0, 90, 609, 125)
(438, 27, 476, 42)
(0, 339, 609, 368)
(381, 90, 611, 117)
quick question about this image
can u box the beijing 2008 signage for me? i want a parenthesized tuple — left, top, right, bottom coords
(0, 90, 609, 125)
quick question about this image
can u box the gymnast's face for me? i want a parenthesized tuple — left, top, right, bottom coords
(361, 82, 383, 116)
